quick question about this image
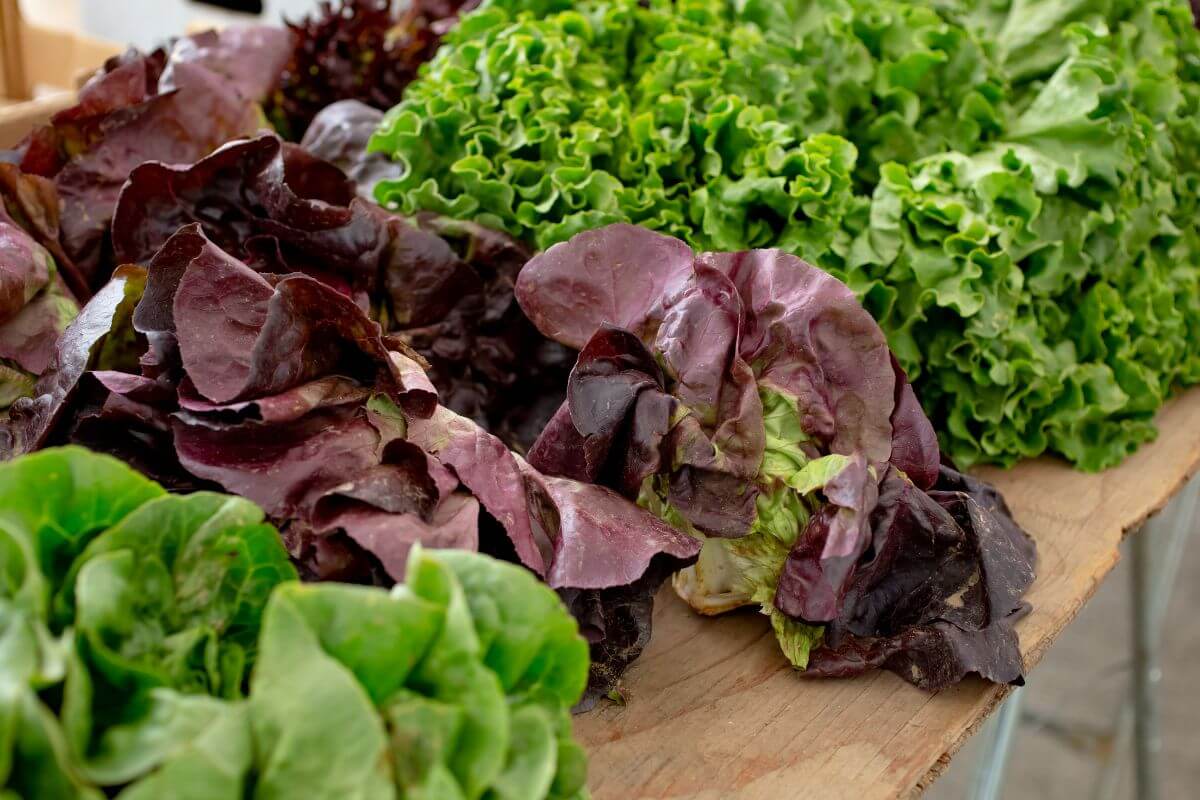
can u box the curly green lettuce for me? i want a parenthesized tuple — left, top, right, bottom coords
(0, 448, 590, 800)
(373, 0, 1200, 471)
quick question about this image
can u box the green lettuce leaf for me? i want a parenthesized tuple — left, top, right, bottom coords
(0, 448, 592, 799)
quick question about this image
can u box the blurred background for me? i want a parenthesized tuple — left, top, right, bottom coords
(23, 0, 320, 49)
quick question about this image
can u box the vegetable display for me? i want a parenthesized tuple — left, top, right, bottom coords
(0, 447, 591, 799)
(265, 0, 481, 140)
(372, 0, 1200, 471)
(4, 0, 1136, 782)
(521, 225, 1036, 688)
(5, 199, 698, 700)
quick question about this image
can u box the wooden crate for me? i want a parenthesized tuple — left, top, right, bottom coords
(0, 0, 121, 148)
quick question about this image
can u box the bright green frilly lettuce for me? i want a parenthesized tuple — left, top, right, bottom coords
(0, 448, 590, 800)
(373, 0, 1200, 471)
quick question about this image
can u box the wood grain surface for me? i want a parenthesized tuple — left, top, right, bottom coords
(576, 387, 1200, 800)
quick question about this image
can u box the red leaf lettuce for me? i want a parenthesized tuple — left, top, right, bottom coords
(12, 27, 293, 289)
(110, 132, 571, 450)
(520, 224, 1036, 690)
(5, 223, 697, 703)
(264, 0, 481, 140)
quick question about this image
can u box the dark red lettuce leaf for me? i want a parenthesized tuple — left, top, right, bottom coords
(803, 465, 1035, 689)
(559, 554, 682, 711)
(7, 224, 696, 697)
(264, 0, 481, 140)
(887, 354, 940, 490)
(523, 224, 1034, 689)
(774, 454, 878, 622)
(141, 224, 436, 413)
(299, 100, 392, 194)
(112, 135, 368, 289)
(528, 326, 675, 495)
(111, 133, 570, 450)
(0, 164, 88, 300)
(406, 404, 698, 588)
(14, 27, 293, 288)
(2, 265, 142, 458)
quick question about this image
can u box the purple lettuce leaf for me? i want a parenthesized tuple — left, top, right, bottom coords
(1, 265, 140, 459)
(523, 224, 1035, 690)
(515, 223, 696, 349)
(559, 554, 682, 711)
(407, 404, 699, 589)
(773, 454, 878, 623)
(14, 27, 293, 287)
(299, 100, 393, 195)
(111, 133, 571, 451)
(803, 465, 1035, 689)
(7, 223, 697, 697)
(112, 135, 371, 294)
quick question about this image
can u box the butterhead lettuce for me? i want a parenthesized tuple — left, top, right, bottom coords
(520, 225, 1037, 689)
(0, 447, 592, 799)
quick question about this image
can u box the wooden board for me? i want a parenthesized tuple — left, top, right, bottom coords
(577, 386, 1200, 800)
(0, 3, 120, 149)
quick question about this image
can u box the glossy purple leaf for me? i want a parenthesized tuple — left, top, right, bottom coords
(407, 404, 699, 588)
(299, 100, 392, 195)
(515, 223, 695, 349)
(112, 133, 569, 451)
(697, 248, 898, 463)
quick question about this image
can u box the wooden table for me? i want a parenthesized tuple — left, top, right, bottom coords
(577, 387, 1200, 800)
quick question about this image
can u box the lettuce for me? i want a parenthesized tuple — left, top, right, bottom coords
(0, 173, 80, 417)
(6, 214, 697, 704)
(520, 224, 1036, 689)
(373, 0, 1200, 470)
(264, 0, 481, 140)
(109, 131, 572, 452)
(11, 27, 293, 288)
(0, 447, 591, 799)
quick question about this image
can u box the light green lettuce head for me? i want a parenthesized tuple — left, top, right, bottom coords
(0, 448, 592, 800)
